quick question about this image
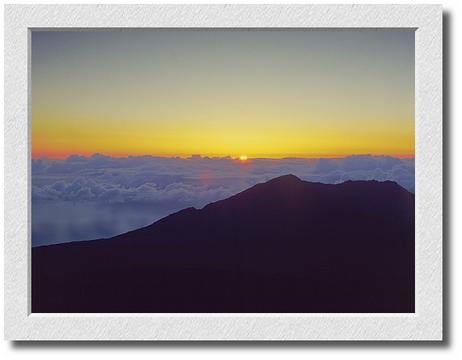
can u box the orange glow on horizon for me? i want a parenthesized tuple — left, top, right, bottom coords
(31, 150, 415, 161)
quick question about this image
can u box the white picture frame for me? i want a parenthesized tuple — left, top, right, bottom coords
(4, 4, 442, 341)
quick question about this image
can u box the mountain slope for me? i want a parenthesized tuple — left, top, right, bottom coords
(32, 175, 415, 313)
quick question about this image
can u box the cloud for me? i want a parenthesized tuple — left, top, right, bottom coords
(32, 154, 414, 204)
(32, 154, 414, 245)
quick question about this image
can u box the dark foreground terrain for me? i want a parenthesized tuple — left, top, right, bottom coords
(32, 175, 415, 313)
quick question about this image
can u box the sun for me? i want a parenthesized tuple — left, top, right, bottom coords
(239, 155, 248, 161)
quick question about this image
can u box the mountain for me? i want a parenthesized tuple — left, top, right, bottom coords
(32, 175, 415, 313)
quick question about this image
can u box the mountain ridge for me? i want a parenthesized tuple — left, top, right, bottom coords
(34, 175, 409, 249)
(32, 175, 415, 313)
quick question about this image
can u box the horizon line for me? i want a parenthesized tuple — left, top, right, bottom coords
(31, 152, 416, 161)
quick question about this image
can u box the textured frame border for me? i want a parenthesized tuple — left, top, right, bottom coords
(4, 4, 442, 341)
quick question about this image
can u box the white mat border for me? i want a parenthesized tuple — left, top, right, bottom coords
(4, 4, 442, 341)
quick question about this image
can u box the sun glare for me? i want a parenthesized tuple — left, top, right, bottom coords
(239, 155, 248, 161)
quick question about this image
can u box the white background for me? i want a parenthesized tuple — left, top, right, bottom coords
(0, 0, 458, 358)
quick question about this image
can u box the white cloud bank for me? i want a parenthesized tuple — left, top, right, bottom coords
(32, 154, 414, 245)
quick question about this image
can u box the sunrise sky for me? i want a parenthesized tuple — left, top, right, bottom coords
(31, 30, 414, 159)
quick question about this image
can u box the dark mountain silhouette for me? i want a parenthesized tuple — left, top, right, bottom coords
(32, 175, 415, 313)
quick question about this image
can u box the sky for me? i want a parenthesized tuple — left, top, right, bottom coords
(32, 29, 415, 159)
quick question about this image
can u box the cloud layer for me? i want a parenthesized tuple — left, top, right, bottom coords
(32, 154, 414, 246)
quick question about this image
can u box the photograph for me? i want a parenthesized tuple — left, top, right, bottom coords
(31, 29, 415, 313)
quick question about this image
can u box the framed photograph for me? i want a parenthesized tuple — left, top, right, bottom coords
(4, 4, 442, 341)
